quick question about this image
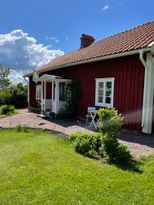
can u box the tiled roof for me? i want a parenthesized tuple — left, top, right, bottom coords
(37, 21, 154, 73)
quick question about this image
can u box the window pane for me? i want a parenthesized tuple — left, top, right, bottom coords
(98, 90, 103, 96)
(98, 96, 103, 103)
(106, 90, 111, 97)
(98, 82, 104, 89)
(105, 97, 111, 104)
(106, 81, 112, 89)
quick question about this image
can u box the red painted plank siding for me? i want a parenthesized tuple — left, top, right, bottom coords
(29, 54, 145, 131)
(29, 76, 38, 108)
(49, 55, 145, 131)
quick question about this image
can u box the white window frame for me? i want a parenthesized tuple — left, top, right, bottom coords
(36, 84, 42, 100)
(95, 77, 115, 108)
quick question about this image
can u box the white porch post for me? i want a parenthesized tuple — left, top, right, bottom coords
(55, 81, 59, 114)
(142, 53, 154, 134)
(44, 81, 46, 111)
(52, 80, 54, 101)
(41, 81, 44, 114)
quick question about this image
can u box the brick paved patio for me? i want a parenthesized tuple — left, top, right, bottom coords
(0, 109, 153, 157)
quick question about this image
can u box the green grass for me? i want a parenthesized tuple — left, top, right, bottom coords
(0, 129, 154, 205)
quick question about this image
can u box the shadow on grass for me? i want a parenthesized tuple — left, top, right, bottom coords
(110, 159, 144, 173)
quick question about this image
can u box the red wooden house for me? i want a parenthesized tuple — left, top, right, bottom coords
(25, 21, 154, 134)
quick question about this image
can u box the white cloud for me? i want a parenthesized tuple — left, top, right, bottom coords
(8, 69, 26, 85)
(101, 5, 109, 11)
(0, 29, 64, 84)
(46, 36, 60, 43)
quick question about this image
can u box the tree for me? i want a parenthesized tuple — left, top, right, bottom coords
(0, 65, 11, 90)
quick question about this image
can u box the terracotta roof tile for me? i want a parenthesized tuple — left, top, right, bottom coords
(37, 21, 154, 73)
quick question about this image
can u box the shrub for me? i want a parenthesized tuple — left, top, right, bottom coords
(0, 105, 16, 115)
(70, 132, 132, 167)
(70, 132, 102, 159)
(97, 108, 123, 137)
(102, 135, 132, 166)
(0, 90, 12, 105)
(0, 83, 28, 109)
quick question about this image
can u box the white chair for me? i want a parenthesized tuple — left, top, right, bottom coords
(85, 107, 96, 124)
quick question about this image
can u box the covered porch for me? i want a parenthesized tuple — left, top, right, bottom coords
(36, 74, 71, 116)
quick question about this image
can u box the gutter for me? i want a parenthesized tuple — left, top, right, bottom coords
(38, 47, 151, 74)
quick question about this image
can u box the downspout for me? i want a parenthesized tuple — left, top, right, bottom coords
(139, 49, 148, 128)
(139, 45, 154, 134)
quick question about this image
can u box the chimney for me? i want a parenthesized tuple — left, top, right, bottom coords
(80, 34, 95, 48)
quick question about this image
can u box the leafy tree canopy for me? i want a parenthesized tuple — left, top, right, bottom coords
(0, 65, 11, 90)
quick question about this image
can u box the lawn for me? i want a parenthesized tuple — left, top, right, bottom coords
(0, 129, 154, 205)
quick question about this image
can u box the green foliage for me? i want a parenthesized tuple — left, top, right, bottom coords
(0, 83, 28, 108)
(59, 81, 81, 117)
(0, 90, 12, 105)
(70, 132, 103, 159)
(102, 136, 132, 166)
(9, 83, 28, 108)
(16, 125, 28, 133)
(97, 108, 123, 137)
(0, 65, 11, 90)
(0, 129, 153, 205)
(0, 105, 16, 115)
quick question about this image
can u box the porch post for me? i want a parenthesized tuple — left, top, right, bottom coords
(44, 81, 46, 111)
(41, 81, 44, 115)
(55, 81, 59, 114)
(52, 80, 54, 101)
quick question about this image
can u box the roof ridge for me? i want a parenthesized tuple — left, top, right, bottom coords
(36, 20, 154, 72)
(95, 20, 154, 45)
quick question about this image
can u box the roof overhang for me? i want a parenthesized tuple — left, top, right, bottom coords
(24, 46, 152, 77)
(38, 74, 71, 82)
(38, 47, 151, 74)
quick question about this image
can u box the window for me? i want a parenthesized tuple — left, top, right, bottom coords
(59, 82, 67, 101)
(95, 78, 114, 107)
(36, 84, 42, 100)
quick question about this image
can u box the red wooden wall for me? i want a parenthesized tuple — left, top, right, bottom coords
(29, 54, 145, 131)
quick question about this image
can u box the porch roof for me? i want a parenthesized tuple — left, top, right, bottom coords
(38, 74, 71, 82)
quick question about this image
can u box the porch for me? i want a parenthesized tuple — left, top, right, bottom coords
(36, 74, 71, 116)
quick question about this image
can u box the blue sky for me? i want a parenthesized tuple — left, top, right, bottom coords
(0, 0, 153, 83)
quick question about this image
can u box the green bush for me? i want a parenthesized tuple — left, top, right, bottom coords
(102, 135, 132, 166)
(0, 105, 16, 115)
(0, 83, 28, 109)
(0, 90, 12, 105)
(70, 133, 102, 159)
(70, 132, 132, 167)
(97, 108, 123, 137)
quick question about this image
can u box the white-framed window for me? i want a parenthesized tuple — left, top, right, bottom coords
(36, 84, 42, 100)
(95, 77, 114, 108)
